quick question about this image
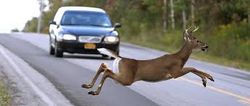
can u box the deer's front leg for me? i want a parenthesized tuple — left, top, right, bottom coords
(81, 63, 107, 89)
(174, 67, 214, 87)
(191, 68, 214, 82)
(185, 67, 214, 87)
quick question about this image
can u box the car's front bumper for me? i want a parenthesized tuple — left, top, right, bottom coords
(57, 40, 119, 54)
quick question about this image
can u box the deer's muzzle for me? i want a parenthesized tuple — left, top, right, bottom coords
(201, 45, 208, 51)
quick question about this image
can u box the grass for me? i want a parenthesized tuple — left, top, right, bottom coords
(192, 53, 250, 71)
(0, 80, 11, 106)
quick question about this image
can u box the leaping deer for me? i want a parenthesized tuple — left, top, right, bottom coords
(81, 27, 214, 95)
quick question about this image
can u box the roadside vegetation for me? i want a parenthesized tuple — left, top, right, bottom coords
(22, 0, 250, 71)
(0, 80, 11, 106)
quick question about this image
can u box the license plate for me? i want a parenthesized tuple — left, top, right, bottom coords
(84, 43, 96, 49)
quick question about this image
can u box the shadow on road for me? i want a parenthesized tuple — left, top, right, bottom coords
(62, 54, 111, 60)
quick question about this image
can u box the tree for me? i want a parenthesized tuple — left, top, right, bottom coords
(11, 28, 19, 32)
(37, 0, 47, 33)
(175, 0, 188, 30)
(163, 0, 167, 32)
(191, 0, 195, 26)
(23, 17, 38, 32)
(170, 0, 175, 29)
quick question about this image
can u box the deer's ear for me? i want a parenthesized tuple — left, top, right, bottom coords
(183, 30, 191, 41)
(184, 36, 191, 42)
(184, 36, 186, 40)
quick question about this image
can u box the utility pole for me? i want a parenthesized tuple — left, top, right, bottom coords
(37, 0, 45, 33)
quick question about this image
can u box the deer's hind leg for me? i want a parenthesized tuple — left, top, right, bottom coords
(81, 63, 107, 89)
(88, 68, 136, 95)
(88, 69, 119, 95)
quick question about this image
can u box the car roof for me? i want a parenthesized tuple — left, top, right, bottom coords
(58, 6, 106, 13)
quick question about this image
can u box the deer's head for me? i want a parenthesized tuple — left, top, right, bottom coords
(183, 26, 208, 52)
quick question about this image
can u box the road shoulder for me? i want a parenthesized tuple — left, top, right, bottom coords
(0, 44, 73, 106)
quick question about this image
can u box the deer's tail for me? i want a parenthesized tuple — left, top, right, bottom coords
(98, 48, 121, 72)
(97, 48, 120, 59)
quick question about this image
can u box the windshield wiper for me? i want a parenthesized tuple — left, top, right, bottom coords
(87, 24, 111, 27)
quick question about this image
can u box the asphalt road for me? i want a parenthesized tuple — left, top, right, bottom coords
(0, 33, 250, 106)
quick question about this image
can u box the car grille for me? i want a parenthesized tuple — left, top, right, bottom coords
(78, 36, 102, 43)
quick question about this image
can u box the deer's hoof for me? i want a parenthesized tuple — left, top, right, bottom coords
(203, 82, 206, 87)
(81, 84, 91, 89)
(88, 91, 99, 95)
(208, 77, 214, 82)
(202, 79, 207, 87)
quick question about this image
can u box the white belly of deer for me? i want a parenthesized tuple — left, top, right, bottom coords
(112, 58, 121, 73)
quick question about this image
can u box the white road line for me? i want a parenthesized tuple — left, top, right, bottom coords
(0, 46, 55, 106)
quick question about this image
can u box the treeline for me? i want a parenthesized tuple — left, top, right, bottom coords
(23, 0, 250, 68)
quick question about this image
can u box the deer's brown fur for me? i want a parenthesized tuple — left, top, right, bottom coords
(82, 27, 214, 95)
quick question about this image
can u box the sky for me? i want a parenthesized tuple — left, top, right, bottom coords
(0, 0, 41, 33)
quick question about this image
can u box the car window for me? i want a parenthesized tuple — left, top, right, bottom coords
(61, 11, 112, 27)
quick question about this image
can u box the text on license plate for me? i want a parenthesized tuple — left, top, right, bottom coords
(84, 43, 96, 49)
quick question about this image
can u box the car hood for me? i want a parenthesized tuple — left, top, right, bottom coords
(60, 26, 115, 36)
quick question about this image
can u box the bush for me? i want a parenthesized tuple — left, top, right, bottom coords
(207, 21, 250, 62)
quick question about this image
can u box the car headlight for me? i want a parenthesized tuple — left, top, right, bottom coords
(104, 36, 119, 43)
(63, 34, 76, 40)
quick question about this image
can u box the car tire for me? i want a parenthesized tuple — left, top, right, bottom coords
(49, 45, 55, 55)
(55, 42, 63, 57)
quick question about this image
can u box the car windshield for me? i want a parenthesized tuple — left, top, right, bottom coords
(61, 11, 112, 27)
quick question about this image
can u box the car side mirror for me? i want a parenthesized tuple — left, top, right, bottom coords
(114, 23, 121, 28)
(49, 21, 57, 25)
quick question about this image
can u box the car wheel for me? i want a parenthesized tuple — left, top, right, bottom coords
(49, 37, 55, 55)
(49, 45, 55, 55)
(55, 42, 63, 57)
